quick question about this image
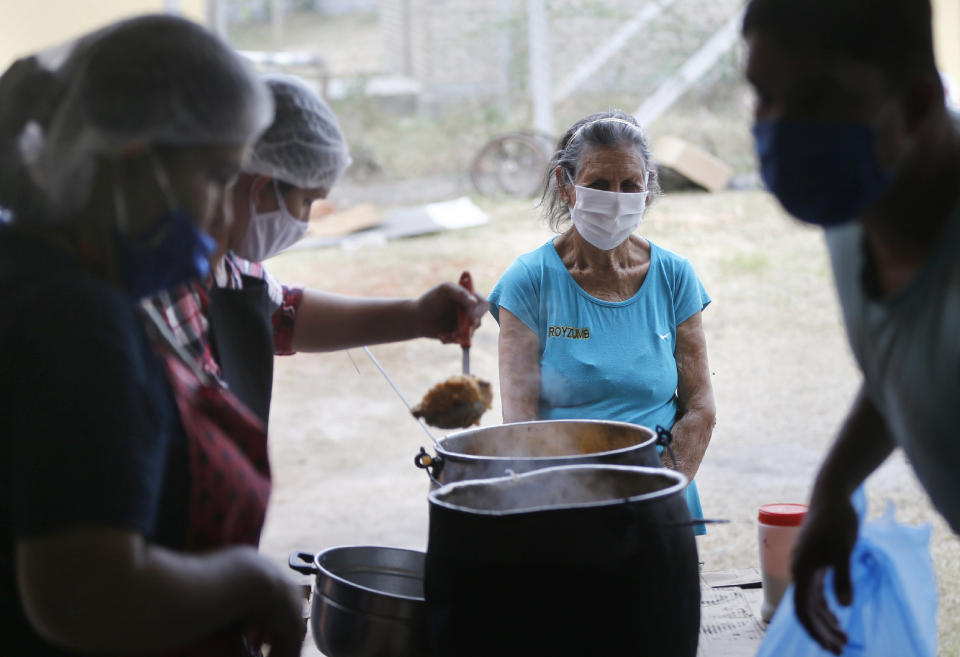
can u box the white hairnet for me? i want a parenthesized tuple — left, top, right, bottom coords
(0, 14, 273, 219)
(244, 74, 351, 190)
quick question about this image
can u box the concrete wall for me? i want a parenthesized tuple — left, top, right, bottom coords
(314, 0, 378, 14)
(380, 0, 960, 110)
(1, 0, 206, 69)
(379, 0, 743, 108)
(380, 0, 507, 104)
(379, 0, 411, 75)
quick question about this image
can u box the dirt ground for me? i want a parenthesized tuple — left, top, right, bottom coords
(257, 188, 959, 656)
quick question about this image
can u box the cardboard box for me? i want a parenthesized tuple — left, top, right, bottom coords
(653, 136, 734, 192)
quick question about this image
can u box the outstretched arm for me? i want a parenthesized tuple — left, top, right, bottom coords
(291, 283, 487, 352)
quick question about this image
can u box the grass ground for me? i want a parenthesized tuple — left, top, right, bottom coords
(259, 189, 959, 656)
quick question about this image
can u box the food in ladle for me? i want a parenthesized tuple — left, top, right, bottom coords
(412, 374, 492, 428)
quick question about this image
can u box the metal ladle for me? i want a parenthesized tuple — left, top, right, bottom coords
(362, 346, 440, 447)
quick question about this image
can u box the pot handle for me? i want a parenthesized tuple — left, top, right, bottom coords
(288, 550, 318, 576)
(655, 425, 678, 470)
(663, 518, 731, 528)
(414, 446, 444, 486)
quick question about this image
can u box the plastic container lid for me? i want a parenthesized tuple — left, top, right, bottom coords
(758, 503, 808, 527)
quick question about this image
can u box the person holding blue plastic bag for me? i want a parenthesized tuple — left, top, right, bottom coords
(756, 488, 938, 657)
(742, 0, 960, 653)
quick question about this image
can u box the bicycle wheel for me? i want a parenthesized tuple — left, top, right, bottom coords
(470, 132, 550, 198)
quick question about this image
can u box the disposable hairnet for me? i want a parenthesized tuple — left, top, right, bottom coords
(0, 14, 273, 219)
(244, 74, 351, 190)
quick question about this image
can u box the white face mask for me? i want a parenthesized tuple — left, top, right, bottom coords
(233, 180, 309, 262)
(569, 173, 649, 250)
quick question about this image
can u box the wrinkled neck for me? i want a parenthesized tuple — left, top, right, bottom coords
(558, 229, 644, 271)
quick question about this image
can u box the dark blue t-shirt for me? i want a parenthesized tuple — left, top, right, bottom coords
(0, 225, 188, 656)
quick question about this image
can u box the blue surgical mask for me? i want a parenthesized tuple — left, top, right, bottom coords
(112, 155, 216, 299)
(752, 119, 894, 226)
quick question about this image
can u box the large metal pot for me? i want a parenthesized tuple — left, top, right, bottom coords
(414, 419, 665, 485)
(289, 546, 429, 657)
(424, 464, 700, 657)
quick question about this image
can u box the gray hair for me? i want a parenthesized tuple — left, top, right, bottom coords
(540, 110, 660, 233)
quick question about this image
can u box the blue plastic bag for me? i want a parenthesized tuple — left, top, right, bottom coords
(755, 490, 937, 657)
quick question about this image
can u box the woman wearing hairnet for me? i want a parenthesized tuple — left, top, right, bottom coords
(0, 16, 304, 657)
(150, 74, 487, 426)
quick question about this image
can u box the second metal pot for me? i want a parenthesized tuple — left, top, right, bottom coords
(414, 418, 665, 485)
(289, 545, 429, 657)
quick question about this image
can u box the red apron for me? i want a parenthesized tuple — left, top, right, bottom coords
(144, 274, 277, 657)
(160, 353, 272, 657)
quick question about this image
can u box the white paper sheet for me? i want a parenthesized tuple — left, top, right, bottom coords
(697, 587, 767, 657)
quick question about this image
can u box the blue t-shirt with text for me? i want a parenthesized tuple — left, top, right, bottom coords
(490, 238, 711, 532)
(490, 238, 710, 425)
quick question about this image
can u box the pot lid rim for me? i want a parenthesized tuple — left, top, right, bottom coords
(436, 419, 658, 461)
(313, 545, 426, 605)
(427, 464, 688, 516)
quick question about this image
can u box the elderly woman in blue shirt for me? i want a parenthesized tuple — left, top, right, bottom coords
(489, 110, 716, 533)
